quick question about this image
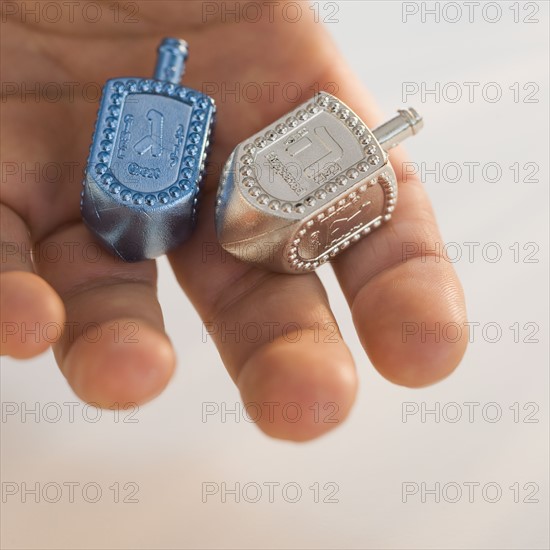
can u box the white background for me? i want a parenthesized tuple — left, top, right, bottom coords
(1, 1, 549, 549)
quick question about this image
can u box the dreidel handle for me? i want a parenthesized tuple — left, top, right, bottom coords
(154, 38, 188, 84)
(373, 108, 423, 151)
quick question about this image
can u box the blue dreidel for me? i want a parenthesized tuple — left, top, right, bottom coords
(81, 38, 215, 261)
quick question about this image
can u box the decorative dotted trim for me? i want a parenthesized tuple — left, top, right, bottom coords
(215, 150, 234, 214)
(237, 92, 383, 214)
(191, 114, 215, 224)
(285, 171, 397, 272)
(88, 78, 215, 207)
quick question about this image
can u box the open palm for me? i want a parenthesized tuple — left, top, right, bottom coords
(1, 1, 467, 440)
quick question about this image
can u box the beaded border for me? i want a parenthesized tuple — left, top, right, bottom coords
(88, 78, 215, 208)
(236, 92, 384, 216)
(286, 171, 397, 272)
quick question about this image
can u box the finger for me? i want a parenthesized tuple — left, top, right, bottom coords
(35, 223, 175, 407)
(1, 204, 65, 358)
(329, 67, 468, 387)
(169, 197, 357, 441)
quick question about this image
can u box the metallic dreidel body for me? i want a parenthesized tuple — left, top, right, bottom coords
(81, 38, 215, 261)
(216, 92, 422, 273)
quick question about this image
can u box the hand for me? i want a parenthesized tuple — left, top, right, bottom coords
(0, 1, 467, 441)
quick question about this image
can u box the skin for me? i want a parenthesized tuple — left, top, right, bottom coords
(0, 1, 468, 441)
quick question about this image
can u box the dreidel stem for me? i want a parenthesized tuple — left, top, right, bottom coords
(373, 108, 424, 151)
(154, 38, 188, 84)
